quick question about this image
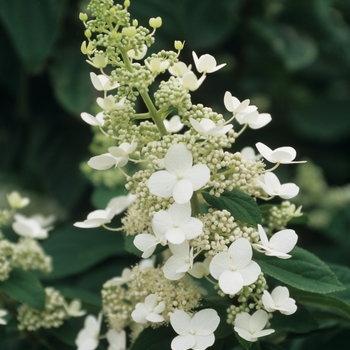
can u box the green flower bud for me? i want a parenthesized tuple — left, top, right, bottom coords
(149, 17, 162, 29)
(122, 26, 136, 37)
(79, 12, 88, 21)
(174, 40, 184, 51)
(124, 0, 130, 8)
(132, 19, 138, 27)
(84, 29, 92, 39)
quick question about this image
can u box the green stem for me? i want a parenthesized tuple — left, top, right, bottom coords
(191, 194, 201, 216)
(120, 50, 167, 136)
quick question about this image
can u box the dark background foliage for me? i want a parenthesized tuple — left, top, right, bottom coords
(0, 0, 350, 349)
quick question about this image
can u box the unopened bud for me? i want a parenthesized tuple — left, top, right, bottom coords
(174, 40, 184, 51)
(122, 26, 136, 37)
(84, 29, 92, 39)
(132, 19, 138, 27)
(79, 12, 88, 21)
(149, 17, 162, 29)
(124, 0, 130, 8)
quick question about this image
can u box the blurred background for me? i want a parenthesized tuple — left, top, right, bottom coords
(0, 0, 350, 299)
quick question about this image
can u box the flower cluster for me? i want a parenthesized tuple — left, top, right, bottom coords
(75, 0, 305, 348)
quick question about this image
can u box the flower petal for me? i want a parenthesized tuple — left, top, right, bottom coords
(170, 310, 192, 335)
(133, 234, 158, 258)
(228, 238, 253, 269)
(88, 154, 116, 170)
(184, 164, 210, 191)
(269, 229, 298, 254)
(165, 144, 193, 175)
(250, 310, 268, 332)
(209, 252, 231, 279)
(173, 179, 194, 204)
(219, 270, 243, 295)
(191, 309, 220, 335)
(171, 335, 195, 350)
(148, 171, 177, 198)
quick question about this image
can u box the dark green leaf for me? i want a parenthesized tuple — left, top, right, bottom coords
(270, 304, 318, 334)
(41, 226, 130, 279)
(290, 263, 350, 320)
(49, 317, 84, 346)
(57, 287, 101, 308)
(129, 325, 175, 350)
(0, 0, 67, 71)
(0, 269, 45, 310)
(254, 247, 344, 294)
(202, 189, 261, 227)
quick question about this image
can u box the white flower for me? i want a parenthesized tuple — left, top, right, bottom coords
(164, 115, 184, 133)
(131, 294, 165, 323)
(170, 309, 220, 350)
(258, 172, 300, 199)
(190, 118, 233, 137)
(12, 213, 55, 239)
(107, 329, 126, 350)
(96, 95, 126, 111)
(7, 191, 30, 209)
(253, 225, 298, 259)
(75, 313, 102, 350)
(104, 268, 132, 287)
(80, 112, 105, 126)
(0, 309, 7, 325)
(168, 62, 192, 77)
(147, 143, 210, 204)
(87, 54, 108, 69)
(192, 52, 226, 74)
(74, 194, 135, 228)
(163, 241, 194, 280)
(181, 71, 206, 91)
(262, 286, 297, 315)
(88, 141, 137, 170)
(64, 299, 86, 317)
(235, 111, 272, 129)
(209, 238, 261, 295)
(145, 58, 170, 73)
(133, 229, 167, 258)
(224, 91, 257, 115)
(90, 72, 119, 91)
(127, 44, 147, 60)
(188, 258, 210, 279)
(256, 142, 306, 164)
(152, 202, 203, 244)
(241, 147, 261, 161)
(234, 310, 274, 342)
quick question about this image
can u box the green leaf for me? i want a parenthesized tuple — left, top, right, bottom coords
(41, 226, 130, 279)
(202, 189, 261, 227)
(0, 0, 67, 71)
(270, 304, 318, 334)
(0, 269, 46, 310)
(290, 264, 350, 320)
(254, 247, 344, 294)
(129, 326, 175, 350)
(57, 287, 101, 308)
(49, 318, 84, 346)
(50, 44, 95, 114)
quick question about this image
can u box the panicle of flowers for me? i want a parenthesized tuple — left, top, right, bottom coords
(76, 0, 305, 348)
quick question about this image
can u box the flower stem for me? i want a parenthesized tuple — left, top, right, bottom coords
(191, 194, 201, 216)
(120, 50, 167, 136)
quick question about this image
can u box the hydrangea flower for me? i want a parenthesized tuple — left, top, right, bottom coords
(224, 91, 257, 115)
(104, 268, 132, 287)
(80, 112, 105, 126)
(131, 294, 165, 323)
(133, 228, 168, 258)
(192, 52, 226, 74)
(163, 241, 194, 280)
(75, 313, 102, 350)
(170, 309, 220, 350)
(0, 309, 7, 325)
(164, 115, 184, 133)
(106, 329, 126, 350)
(262, 286, 297, 315)
(152, 202, 203, 244)
(74, 194, 135, 228)
(127, 44, 148, 60)
(181, 71, 206, 91)
(90, 72, 120, 91)
(147, 143, 210, 204)
(256, 142, 306, 164)
(12, 214, 55, 239)
(235, 111, 271, 129)
(146, 58, 170, 73)
(64, 299, 86, 317)
(209, 238, 261, 295)
(96, 95, 126, 111)
(234, 310, 274, 342)
(258, 172, 300, 199)
(252, 224, 298, 259)
(88, 141, 137, 170)
(168, 61, 192, 77)
(189, 118, 233, 137)
(6, 191, 30, 209)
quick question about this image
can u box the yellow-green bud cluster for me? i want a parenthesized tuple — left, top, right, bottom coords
(263, 201, 300, 231)
(17, 288, 68, 331)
